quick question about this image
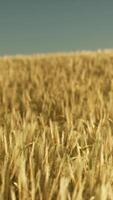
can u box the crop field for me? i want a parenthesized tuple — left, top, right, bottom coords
(0, 51, 113, 200)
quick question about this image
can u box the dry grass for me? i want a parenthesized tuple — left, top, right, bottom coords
(0, 51, 113, 199)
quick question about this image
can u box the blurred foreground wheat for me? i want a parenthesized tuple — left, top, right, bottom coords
(0, 51, 113, 199)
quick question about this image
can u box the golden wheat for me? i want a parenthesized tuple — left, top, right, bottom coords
(0, 51, 113, 200)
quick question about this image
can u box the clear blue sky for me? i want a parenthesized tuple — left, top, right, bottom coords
(0, 0, 113, 55)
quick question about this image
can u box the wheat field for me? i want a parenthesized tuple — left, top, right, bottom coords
(0, 51, 113, 200)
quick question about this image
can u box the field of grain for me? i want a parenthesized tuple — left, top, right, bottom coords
(0, 51, 113, 200)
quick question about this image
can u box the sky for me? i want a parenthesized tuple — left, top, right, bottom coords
(0, 0, 113, 55)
